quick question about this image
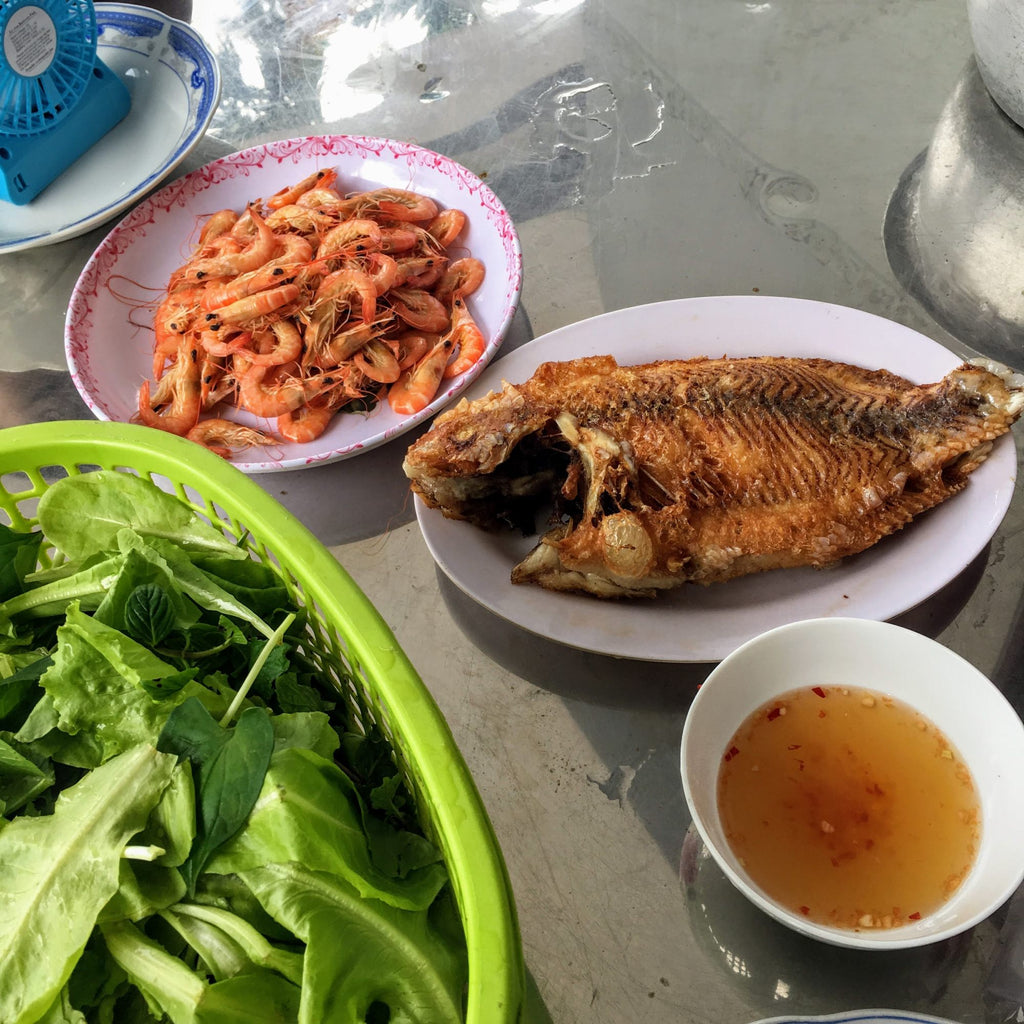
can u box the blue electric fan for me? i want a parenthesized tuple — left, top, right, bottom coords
(0, 0, 130, 204)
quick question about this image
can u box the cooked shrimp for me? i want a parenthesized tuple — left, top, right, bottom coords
(198, 209, 239, 245)
(315, 218, 382, 261)
(387, 337, 452, 415)
(377, 224, 419, 254)
(142, 167, 488, 449)
(426, 208, 467, 248)
(394, 331, 437, 370)
(441, 296, 486, 379)
(153, 286, 204, 378)
(186, 418, 278, 458)
(136, 341, 202, 436)
(433, 257, 485, 307)
(276, 398, 335, 444)
(295, 187, 350, 212)
(395, 255, 445, 289)
(353, 188, 439, 223)
(199, 328, 252, 358)
(364, 252, 402, 295)
(238, 364, 340, 418)
(266, 168, 338, 210)
(182, 207, 279, 282)
(387, 287, 451, 332)
(352, 338, 401, 384)
(265, 203, 336, 238)
(304, 314, 395, 368)
(198, 352, 230, 411)
(200, 234, 311, 311)
(205, 283, 301, 329)
(301, 267, 378, 353)
(155, 285, 204, 340)
(244, 321, 303, 367)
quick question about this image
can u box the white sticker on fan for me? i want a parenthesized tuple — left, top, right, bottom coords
(4, 6, 57, 78)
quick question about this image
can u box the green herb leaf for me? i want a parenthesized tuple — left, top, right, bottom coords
(0, 744, 176, 1024)
(0, 653, 51, 731)
(41, 604, 216, 767)
(101, 918, 302, 1023)
(0, 732, 53, 816)
(241, 861, 465, 1024)
(162, 903, 304, 986)
(96, 544, 201, 640)
(0, 523, 43, 604)
(157, 698, 274, 894)
(36, 473, 246, 563)
(206, 746, 446, 912)
(0, 554, 126, 622)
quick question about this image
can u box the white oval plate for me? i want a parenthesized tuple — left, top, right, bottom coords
(0, 3, 220, 253)
(65, 134, 523, 474)
(414, 295, 1018, 663)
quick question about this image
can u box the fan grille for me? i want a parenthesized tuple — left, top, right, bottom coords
(0, 0, 98, 137)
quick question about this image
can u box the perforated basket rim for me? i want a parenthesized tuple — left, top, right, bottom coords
(0, 419, 525, 1024)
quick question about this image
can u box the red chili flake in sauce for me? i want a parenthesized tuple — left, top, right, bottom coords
(908, 911, 921, 920)
(799, 906, 810, 915)
(767, 706, 783, 721)
(723, 745, 740, 762)
(812, 686, 827, 698)
(787, 744, 802, 751)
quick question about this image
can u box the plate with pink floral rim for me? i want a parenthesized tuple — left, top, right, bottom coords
(65, 134, 522, 473)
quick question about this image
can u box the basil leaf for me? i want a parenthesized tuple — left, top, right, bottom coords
(157, 697, 274, 894)
(124, 584, 176, 648)
(0, 524, 42, 603)
(0, 654, 51, 731)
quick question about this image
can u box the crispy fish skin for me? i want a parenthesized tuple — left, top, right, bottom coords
(403, 354, 1024, 598)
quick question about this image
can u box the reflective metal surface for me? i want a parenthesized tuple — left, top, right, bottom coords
(885, 58, 1024, 370)
(3, 2, 1024, 1021)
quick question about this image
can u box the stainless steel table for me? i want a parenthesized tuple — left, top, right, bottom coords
(3, 2, 1023, 1021)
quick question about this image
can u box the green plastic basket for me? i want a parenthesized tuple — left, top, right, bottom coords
(0, 420, 525, 1023)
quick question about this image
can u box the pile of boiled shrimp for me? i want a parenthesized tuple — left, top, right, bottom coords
(136, 167, 486, 458)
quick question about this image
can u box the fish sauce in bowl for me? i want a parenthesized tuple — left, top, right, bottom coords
(716, 685, 981, 931)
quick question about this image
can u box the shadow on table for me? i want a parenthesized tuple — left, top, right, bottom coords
(678, 823, 990, 1019)
(436, 567, 708, 712)
(436, 543, 991, 711)
(522, 969, 556, 1024)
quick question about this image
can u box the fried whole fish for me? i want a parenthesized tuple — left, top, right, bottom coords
(403, 354, 1024, 598)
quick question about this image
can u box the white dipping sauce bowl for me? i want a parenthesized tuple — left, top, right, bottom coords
(680, 617, 1024, 949)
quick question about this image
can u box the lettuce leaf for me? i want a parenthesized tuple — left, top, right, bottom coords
(41, 604, 225, 767)
(241, 861, 465, 1024)
(35, 472, 246, 563)
(0, 744, 177, 1024)
(206, 746, 447, 912)
(101, 918, 302, 1024)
